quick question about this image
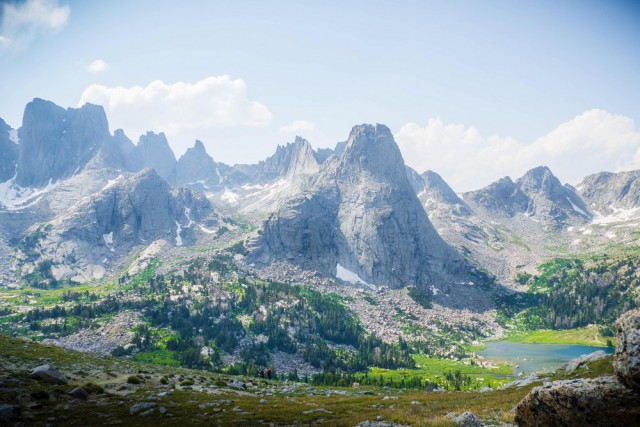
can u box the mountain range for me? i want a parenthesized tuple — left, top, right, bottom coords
(2, 98, 640, 307)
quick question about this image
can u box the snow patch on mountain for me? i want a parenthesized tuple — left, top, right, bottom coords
(567, 196, 589, 217)
(336, 263, 373, 289)
(592, 206, 640, 225)
(0, 177, 58, 210)
(175, 221, 183, 246)
(221, 188, 239, 204)
(8, 129, 18, 144)
(102, 232, 115, 251)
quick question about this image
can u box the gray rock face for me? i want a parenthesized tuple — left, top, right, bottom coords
(614, 307, 640, 390)
(515, 376, 640, 427)
(242, 136, 320, 183)
(136, 131, 177, 184)
(0, 118, 18, 182)
(464, 166, 590, 228)
(97, 129, 143, 172)
(23, 168, 210, 281)
(29, 364, 67, 384)
(250, 124, 468, 293)
(16, 98, 110, 188)
(59, 168, 208, 249)
(313, 140, 347, 164)
(176, 140, 224, 190)
(578, 170, 640, 214)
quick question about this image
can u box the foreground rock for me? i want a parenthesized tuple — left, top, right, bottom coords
(515, 376, 640, 427)
(450, 411, 483, 427)
(516, 308, 640, 426)
(0, 403, 20, 423)
(29, 364, 67, 385)
(614, 307, 640, 390)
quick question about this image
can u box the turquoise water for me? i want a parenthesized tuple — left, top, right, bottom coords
(478, 342, 614, 375)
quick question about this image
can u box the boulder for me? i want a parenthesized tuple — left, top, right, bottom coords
(515, 376, 640, 427)
(564, 350, 608, 374)
(0, 403, 20, 423)
(451, 411, 483, 427)
(28, 364, 67, 385)
(69, 387, 88, 399)
(614, 307, 640, 391)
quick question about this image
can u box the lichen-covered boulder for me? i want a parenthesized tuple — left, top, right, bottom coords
(614, 307, 640, 390)
(515, 376, 640, 427)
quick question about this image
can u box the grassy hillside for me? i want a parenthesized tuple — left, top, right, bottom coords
(0, 333, 614, 426)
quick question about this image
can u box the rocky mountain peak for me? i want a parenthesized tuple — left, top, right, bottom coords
(136, 131, 176, 184)
(340, 124, 405, 181)
(421, 171, 463, 205)
(251, 123, 472, 301)
(175, 139, 223, 189)
(253, 136, 319, 182)
(16, 99, 110, 188)
(517, 166, 564, 198)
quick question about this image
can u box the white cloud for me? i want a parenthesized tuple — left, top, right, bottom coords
(279, 120, 316, 134)
(395, 109, 640, 192)
(79, 75, 273, 145)
(87, 59, 109, 73)
(0, 0, 70, 51)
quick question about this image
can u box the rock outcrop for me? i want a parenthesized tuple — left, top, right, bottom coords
(515, 308, 640, 426)
(515, 376, 640, 427)
(250, 124, 470, 295)
(16, 98, 110, 188)
(614, 307, 640, 390)
(176, 140, 224, 190)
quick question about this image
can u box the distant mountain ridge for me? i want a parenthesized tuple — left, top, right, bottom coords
(3, 97, 640, 296)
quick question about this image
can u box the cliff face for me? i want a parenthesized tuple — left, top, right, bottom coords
(16, 99, 110, 188)
(250, 124, 468, 293)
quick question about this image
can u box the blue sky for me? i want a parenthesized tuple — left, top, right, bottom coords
(1, 0, 639, 190)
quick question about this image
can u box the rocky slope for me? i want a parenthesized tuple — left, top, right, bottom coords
(16, 168, 210, 282)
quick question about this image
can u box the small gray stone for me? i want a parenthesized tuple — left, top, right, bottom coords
(451, 411, 483, 427)
(130, 402, 157, 415)
(69, 387, 88, 399)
